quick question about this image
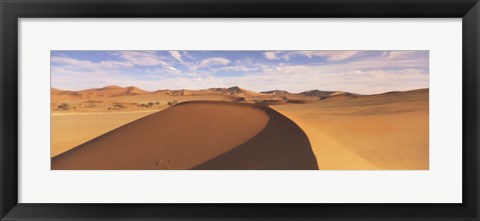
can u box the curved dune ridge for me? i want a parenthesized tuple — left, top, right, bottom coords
(51, 101, 319, 170)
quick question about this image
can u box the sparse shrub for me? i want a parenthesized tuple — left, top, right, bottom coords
(113, 103, 126, 109)
(167, 100, 178, 107)
(235, 97, 246, 102)
(140, 102, 155, 108)
(57, 103, 71, 110)
(155, 101, 160, 105)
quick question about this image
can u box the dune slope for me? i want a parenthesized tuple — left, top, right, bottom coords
(52, 101, 318, 170)
(52, 101, 268, 170)
(194, 106, 318, 170)
(272, 89, 429, 170)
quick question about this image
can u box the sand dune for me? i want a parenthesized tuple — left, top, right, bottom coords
(51, 101, 318, 170)
(52, 85, 149, 101)
(110, 94, 237, 104)
(51, 85, 428, 170)
(320, 92, 357, 101)
(51, 85, 335, 114)
(272, 89, 429, 170)
(194, 104, 318, 170)
(52, 89, 238, 114)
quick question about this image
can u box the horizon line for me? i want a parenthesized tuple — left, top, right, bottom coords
(51, 85, 430, 96)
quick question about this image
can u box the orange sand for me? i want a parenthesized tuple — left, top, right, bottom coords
(272, 89, 429, 170)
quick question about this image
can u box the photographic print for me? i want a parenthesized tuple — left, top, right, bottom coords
(50, 50, 429, 170)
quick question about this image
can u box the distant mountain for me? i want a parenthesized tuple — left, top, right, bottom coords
(225, 86, 243, 94)
(299, 90, 336, 99)
(321, 92, 358, 101)
(99, 85, 123, 90)
(260, 90, 292, 96)
(51, 85, 148, 100)
(82, 85, 147, 97)
(155, 86, 263, 98)
(51, 88, 67, 95)
(52, 85, 360, 101)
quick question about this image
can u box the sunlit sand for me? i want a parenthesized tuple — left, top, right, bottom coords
(272, 89, 429, 170)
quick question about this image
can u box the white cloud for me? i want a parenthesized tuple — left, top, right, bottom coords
(115, 51, 167, 66)
(387, 51, 420, 60)
(51, 56, 133, 70)
(285, 51, 360, 61)
(264, 51, 281, 60)
(164, 66, 181, 74)
(198, 57, 231, 68)
(347, 53, 428, 70)
(169, 51, 183, 62)
(214, 65, 261, 74)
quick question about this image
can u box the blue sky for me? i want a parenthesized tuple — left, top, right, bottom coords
(51, 50, 429, 94)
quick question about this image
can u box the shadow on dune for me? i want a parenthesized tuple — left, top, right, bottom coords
(193, 105, 318, 170)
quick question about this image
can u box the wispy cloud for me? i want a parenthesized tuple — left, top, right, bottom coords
(51, 56, 133, 70)
(114, 51, 168, 66)
(198, 57, 231, 68)
(264, 51, 282, 60)
(387, 51, 422, 60)
(169, 51, 183, 62)
(284, 51, 361, 61)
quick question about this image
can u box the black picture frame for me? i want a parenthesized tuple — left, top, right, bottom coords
(1, 0, 479, 220)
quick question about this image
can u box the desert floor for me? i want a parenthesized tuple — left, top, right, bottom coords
(271, 89, 429, 170)
(51, 111, 158, 157)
